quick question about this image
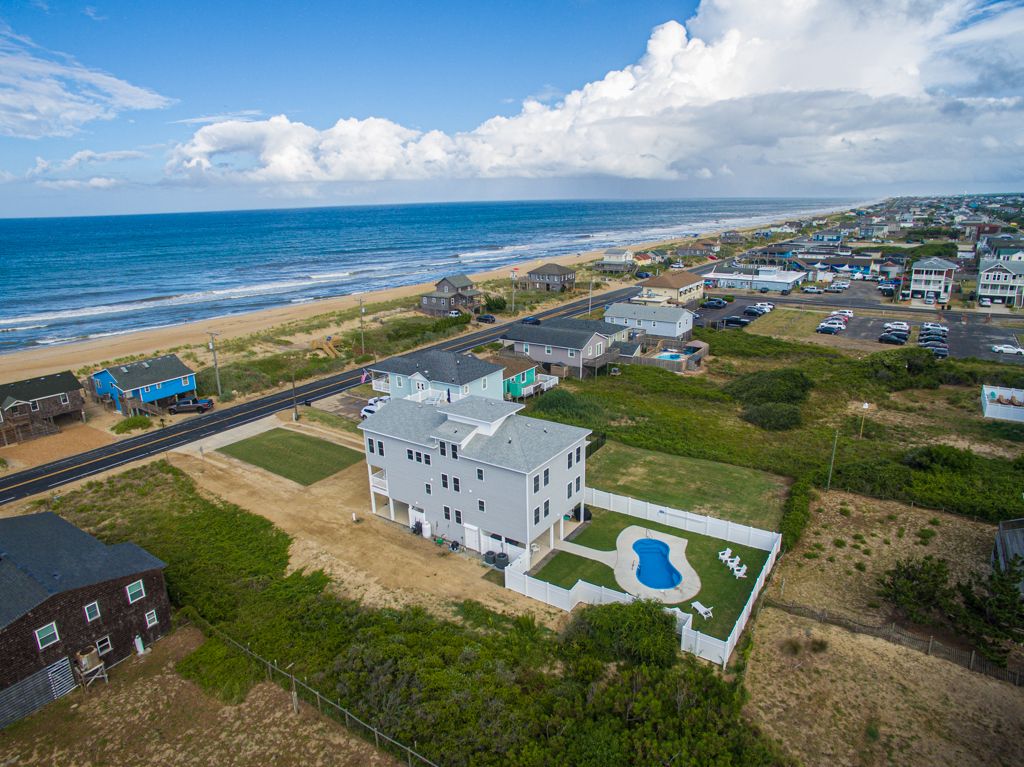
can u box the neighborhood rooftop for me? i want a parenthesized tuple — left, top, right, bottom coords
(913, 257, 958, 270)
(604, 303, 692, 323)
(640, 271, 704, 289)
(528, 263, 576, 275)
(370, 349, 503, 385)
(503, 323, 606, 349)
(0, 370, 81, 410)
(99, 354, 194, 389)
(0, 512, 165, 629)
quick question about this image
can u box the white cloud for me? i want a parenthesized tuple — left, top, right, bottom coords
(0, 24, 172, 138)
(165, 0, 1024, 193)
(36, 176, 121, 190)
(30, 148, 146, 176)
(170, 109, 263, 126)
(82, 6, 106, 22)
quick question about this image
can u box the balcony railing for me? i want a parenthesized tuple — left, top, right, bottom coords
(537, 374, 559, 391)
(371, 377, 390, 393)
(406, 388, 466, 405)
(370, 469, 388, 493)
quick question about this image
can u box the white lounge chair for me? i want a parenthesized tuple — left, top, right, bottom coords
(725, 556, 740, 569)
(733, 564, 748, 579)
(717, 547, 732, 562)
(691, 601, 714, 620)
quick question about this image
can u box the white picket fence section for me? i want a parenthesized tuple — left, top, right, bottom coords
(503, 487, 781, 667)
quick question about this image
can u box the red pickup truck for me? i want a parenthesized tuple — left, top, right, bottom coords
(168, 397, 214, 414)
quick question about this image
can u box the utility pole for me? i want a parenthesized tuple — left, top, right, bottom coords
(206, 331, 222, 398)
(358, 297, 365, 355)
(510, 270, 517, 314)
(826, 428, 839, 491)
(588, 278, 594, 315)
(290, 368, 299, 421)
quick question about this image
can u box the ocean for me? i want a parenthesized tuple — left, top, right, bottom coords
(0, 198, 860, 354)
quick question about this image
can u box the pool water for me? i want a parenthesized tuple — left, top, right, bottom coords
(654, 352, 684, 360)
(632, 539, 682, 589)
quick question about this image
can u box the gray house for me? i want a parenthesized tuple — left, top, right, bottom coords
(418, 275, 483, 316)
(501, 318, 629, 377)
(604, 303, 694, 340)
(526, 263, 577, 291)
(359, 397, 590, 557)
(367, 349, 504, 403)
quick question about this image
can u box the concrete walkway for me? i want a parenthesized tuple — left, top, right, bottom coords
(554, 539, 617, 567)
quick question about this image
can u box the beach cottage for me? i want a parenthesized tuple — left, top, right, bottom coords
(418, 275, 483, 316)
(0, 371, 85, 445)
(526, 263, 577, 292)
(91, 354, 197, 416)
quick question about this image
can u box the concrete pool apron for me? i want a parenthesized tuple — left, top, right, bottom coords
(554, 525, 701, 603)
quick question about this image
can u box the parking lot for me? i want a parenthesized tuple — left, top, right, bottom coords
(696, 293, 1024, 364)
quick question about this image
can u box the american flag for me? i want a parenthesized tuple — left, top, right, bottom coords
(360, 368, 368, 384)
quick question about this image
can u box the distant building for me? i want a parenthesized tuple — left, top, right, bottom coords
(719, 231, 745, 244)
(604, 303, 694, 340)
(367, 349, 504, 404)
(908, 257, 957, 303)
(977, 259, 1024, 307)
(501, 318, 628, 377)
(704, 268, 807, 292)
(526, 263, 577, 292)
(638, 270, 705, 305)
(0, 513, 169, 727)
(418, 275, 483, 316)
(595, 248, 635, 273)
(90, 355, 197, 416)
(0, 370, 85, 446)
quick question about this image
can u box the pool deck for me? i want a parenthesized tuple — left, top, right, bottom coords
(553, 525, 701, 604)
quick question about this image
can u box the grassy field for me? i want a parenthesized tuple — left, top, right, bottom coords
(586, 441, 788, 530)
(300, 407, 361, 434)
(218, 428, 362, 485)
(534, 509, 770, 639)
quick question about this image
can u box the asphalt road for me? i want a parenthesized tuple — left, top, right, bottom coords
(0, 286, 639, 506)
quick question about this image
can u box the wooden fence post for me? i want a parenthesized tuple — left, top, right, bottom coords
(374, 727, 380, 747)
(291, 674, 298, 714)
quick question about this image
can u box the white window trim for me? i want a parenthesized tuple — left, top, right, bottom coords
(145, 610, 159, 628)
(35, 622, 59, 650)
(84, 601, 101, 622)
(181, 377, 190, 386)
(59, 392, 70, 405)
(126, 579, 146, 604)
(30, 400, 40, 412)
(96, 635, 112, 656)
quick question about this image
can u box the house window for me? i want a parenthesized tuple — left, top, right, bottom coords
(596, 343, 604, 354)
(368, 439, 375, 454)
(30, 400, 40, 412)
(424, 454, 431, 466)
(482, 378, 488, 390)
(567, 482, 573, 499)
(425, 483, 432, 495)
(181, 377, 190, 386)
(576, 476, 581, 492)
(34, 622, 59, 650)
(145, 610, 159, 628)
(444, 506, 451, 520)
(156, 383, 162, 389)
(144, 386, 151, 393)
(544, 499, 550, 517)
(126, 579, 146, 603)
(520, 373, 527, 382)
(415, 452, 423, 463)
(442, 474, 449, 489)
(478, 499, 486, 513)
(407, 449, 414, 460)
(545, 346, 552, 355)
(440, 441, 447, 457)
(523, 343, 530, 353)
(567, 452, 573, 469)
(462, 385, 469, 395)
(377, 441, 384, 456)
(543, 468, 549, 486)
(576, 446, 581, 463)
(533, 507, 540, 524)
(84, 601, 101, 622)
(397, 377, 404, 388)
(533, 475, 540, 493)
(477, 468, 484, 481)
(96, 636, 112, 655)
(568, 349, 575, 358)
(451, 444, 459, 460)
(453, 477, 461, 492)
(59, 392, 69, 405)
(454, 509, 463, 524)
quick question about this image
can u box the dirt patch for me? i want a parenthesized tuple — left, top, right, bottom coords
(745, 607, 1024, 767)
(169, 452, 567, 628)
(766, 490, 995, 623)
(0, 626, 398, 767)
(0, 418, 115, 472)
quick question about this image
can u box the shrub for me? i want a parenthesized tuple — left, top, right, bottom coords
(903, 445, 977, 472)
(741, 403, 802, 430)
(724, 368, 813, 407)
(176, 635, 260, 704)
(877, 555, 952, 624)
(563, 600, 678, 667)
(833, 538, 846, 548)
(112, 415, 152, 434)
(484, 295, 507, 312)
(916, 527, 937, 545)
(780, 476, 814, 550)
(532, 389, 603, 423)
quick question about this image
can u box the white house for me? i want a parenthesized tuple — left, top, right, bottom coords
(977, 259, 1024, 307)
(595, 247, 635, 273)
(981, 386, 1024, 423)
(603, 302, 694, 340)
(359, 397, 591, 557)
(705, 267, 807, 292)
(368, 349, 504, 404)
(909, 257, 957, 303)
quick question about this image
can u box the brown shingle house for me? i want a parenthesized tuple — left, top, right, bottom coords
(526, 263, 577, 291)
(0, 370, 85, 446)
(419, 275, 483, 316)
(639, 270, 706, 305)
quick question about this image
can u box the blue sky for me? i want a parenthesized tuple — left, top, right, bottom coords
(0, 0, 1021, 217)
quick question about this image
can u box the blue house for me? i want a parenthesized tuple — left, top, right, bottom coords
(91, 354, 197, 415)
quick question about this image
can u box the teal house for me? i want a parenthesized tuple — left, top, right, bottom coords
(501, 358, 549, 399)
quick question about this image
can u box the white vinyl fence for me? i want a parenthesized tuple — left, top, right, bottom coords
(504, 487, 781, 667)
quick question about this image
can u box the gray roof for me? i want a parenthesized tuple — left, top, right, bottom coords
(439, 274, 474, 288)
(98, 354, 194, 390)
(0, 512, 165, 629)
(604, 303, 692, 324)
(528, 263, 576, 276)
(437, 397, 523, 423)
(0, 370, 81, 410)
(502, 323, 600, 350)
(359, 397, 590, 473)
(912, 257, 958, 271)
(604, 248, 631, 255)
(614, 341, 642, 357)
(370, 350, 503, 385)
(546, 317, 622, 336)
(980, 258, 1024, 275)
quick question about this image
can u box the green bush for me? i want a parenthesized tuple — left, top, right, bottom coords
(531, 389, 603, 423)
(780, 476, 814, 550)
(484, 295, 507, 312)
(176, 635, 261, 704)
(877, 555, 952, 624)
(724, 368, 813, 407)
(563, 600, 678, 667)
(111, 415, 152, 434)
(741, 403, 802, 431)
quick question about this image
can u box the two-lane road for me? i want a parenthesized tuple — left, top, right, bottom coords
(0, 286, 639, 506)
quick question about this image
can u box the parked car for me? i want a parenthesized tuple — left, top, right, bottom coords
(754, 302, 775, 310)
(360, 401, 388, 419)
(918, 334, 947, 344)
(884, 321, 910, 331)
(878, 333, 907, 345)
(992, 344, 1024, 355)
(758, 287, 770, 294)
(816, 325, 842, 334)
(825, 285, 844, 293)
(979, 297, 992, 307)
(635, 271, 653, 279)
(367, 395, 390, 407)
(702, 298, 728, 308)
(802, 286, 823, 294)
(918, 339, 949, 349)
(924, 298, 936, 305)
(931, 347, 949, 359)
(669, 262, 686, 269)
(446, 309, 462, 318)
(831, 309, 854, 317)
(781, 288, 791, 295)
(476, 313, 497, 324)
(167, 397, 214, 414)
(742, 307, 767, 317)
(921, 323, 948, 333)
(722, 316, 752, 327)
(521, 316, 541, 325)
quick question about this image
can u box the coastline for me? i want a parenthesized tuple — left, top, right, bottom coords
(1, 201, 863, 381)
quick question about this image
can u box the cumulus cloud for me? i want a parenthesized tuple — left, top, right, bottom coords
(29, 148, 146, 176)
(0, 23, 172, 138)
(168, 0, 1024, 191)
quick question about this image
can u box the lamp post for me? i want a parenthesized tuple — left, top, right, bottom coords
(859, 402, 871, 439)
(825, 428, 839, 492)
(510, 269, 518, 313)
(206, 331, 222, 398)
(290, 368, 299, 421)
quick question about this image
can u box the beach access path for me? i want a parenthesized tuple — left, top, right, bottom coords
(0, 285, 639, 506)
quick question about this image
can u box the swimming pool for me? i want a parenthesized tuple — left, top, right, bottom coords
(654, 352, 684, 360)
(632, 539, 682, 589)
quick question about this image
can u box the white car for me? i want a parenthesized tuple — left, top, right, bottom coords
(754, 302, 775, 311)
(367, 395, 390, 407)
(921, 323, 948, 333)
(831, 309, 854, 317)
(991, 344, 1024, 355)
(802, 286, 823, 294)
(361, 401, 388, 419)
(884, 321, 910, 331)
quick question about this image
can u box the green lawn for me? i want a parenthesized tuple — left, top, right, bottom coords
(534, 509, 770, 639)
(218, 428, 362, 485)
(586, 441, 788, 530)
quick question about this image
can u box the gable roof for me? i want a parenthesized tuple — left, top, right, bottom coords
(502, 323, 601, 350)
(0, 512, 165, 629)
(369, 349, 502, 385)
(96, 354, 194, 390)
(0, 371, 81, 410)
(640, 270, 704, 290)
(546, 317, 622, 336)
(980, 258, 1024, 275)
(493, 356, 537, 378)
(527, 263, 576, 277)
(604, 303, 693, 324)
(438, 274, 474, 288)
(912, 257, 958, 271)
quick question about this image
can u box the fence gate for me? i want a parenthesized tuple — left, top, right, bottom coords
(0, 657, 78, 729)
